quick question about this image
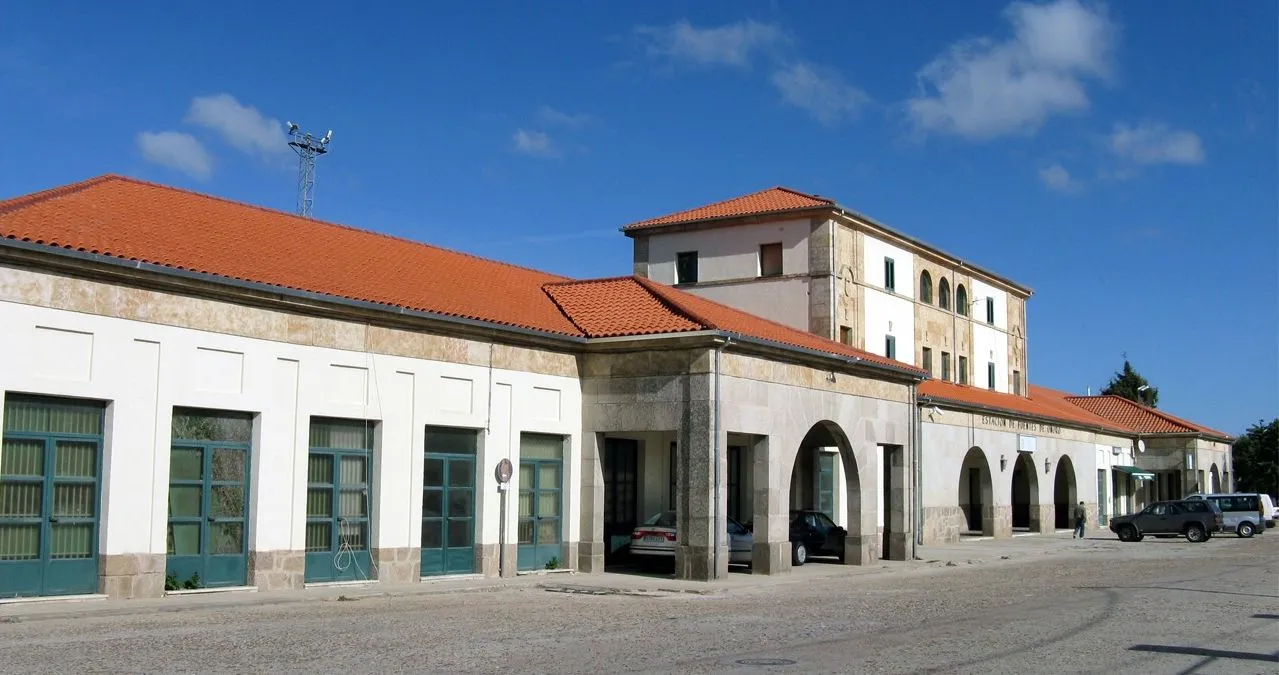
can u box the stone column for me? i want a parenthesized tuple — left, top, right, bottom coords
(751, 436, 789, 575)
(577, 431, 605, 574)
(988, 504, 1012, 538)
(885, 445, 913, 561)
(674, 370, 727, 581)
(1033, 504, 1054, 533)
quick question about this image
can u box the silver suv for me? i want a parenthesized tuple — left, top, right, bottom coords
(1184, 493, 1268, 538)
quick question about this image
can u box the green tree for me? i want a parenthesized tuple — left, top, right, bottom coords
(1101, 360, 1158, 407)
(1232, 418, 1278, 500)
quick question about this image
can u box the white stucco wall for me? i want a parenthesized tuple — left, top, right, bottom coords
(971, 323, 1009, 393)
(684, 278, 811, 333)
(970, 279, 1007, 330)
(646, 219, 811, 284)
(0, 300, 582, 562)
(862, 235, 914, 299)
(861, 235, 915, 365)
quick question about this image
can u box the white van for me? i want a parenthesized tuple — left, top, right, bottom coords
(1184, 493, 1272, 537)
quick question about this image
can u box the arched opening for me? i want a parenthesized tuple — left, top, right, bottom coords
(1209, 464, 1220, 493)
(1053, 456, 1078, 529)
(957, 447, 993, 536)
(939, 278, 951, 310)
(1011, 452, 1040, 531)
(919, 271, 933, 304)
(785, 422, 862, 565)
(956, 284, 969, 316)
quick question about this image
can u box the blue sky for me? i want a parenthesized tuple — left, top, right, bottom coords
(1, 1, 1275, 434)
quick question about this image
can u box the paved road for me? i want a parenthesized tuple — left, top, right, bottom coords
(0, 534, 1275, 674)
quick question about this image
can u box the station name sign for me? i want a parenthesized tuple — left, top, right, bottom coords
(980, 415, 1063, 436)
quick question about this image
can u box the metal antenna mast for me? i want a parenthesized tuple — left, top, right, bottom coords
(286, 121, 332, 218)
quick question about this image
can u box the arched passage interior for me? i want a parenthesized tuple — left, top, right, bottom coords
(1011, 452, 1040, 530)
(1209, 464, 1220, 493)
(958, 447, 993, 536)
(785, 422, 862, 564)
(1053, 456, 1078, 529)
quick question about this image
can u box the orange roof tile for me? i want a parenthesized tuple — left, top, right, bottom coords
(919, 380, 1132, 433)
(0, 175, 924, 380)
(622, 187, 833, 231)
(1064, 395, 1231, 439)
(0, 175, 583, 336)
(544, 277, 703, 337)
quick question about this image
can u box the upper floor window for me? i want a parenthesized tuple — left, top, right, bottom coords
(941, 351, 952, 381)
(1013, 369, 1022, 396)
(839, 326, 853, 345)
(956, 284, 969, 316)
(884, 257, 896, 292)
(919, 271, 933, 304)
(958, 355, 968, 385)
(759, 243, 783, 277)
(885, 335, 897, 360)
(985, 297, 995, 324)
(676, 251, 698, 284)
(938, 278, 951, 310)
(987, 362, 996, 390)
(921, 347, 933, 375)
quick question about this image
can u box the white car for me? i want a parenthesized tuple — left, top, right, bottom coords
(629, 511, 753, 565)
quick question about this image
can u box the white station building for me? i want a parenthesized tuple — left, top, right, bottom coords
(0, 176, 1232, 600)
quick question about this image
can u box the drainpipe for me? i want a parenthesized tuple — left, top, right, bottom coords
(712, 336, 731, 579)
(912, 382, 924, 547)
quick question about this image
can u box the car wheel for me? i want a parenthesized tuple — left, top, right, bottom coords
(1237, 522, 1255, 538)
(1117, 524, 1139, 542)
(1185, 523, 1206, 543)
(792, 542, 808, 566)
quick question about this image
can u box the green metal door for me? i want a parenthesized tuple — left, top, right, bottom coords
(166, 409, 252, 589)
(421, 427, 477, 576)
(0, 394, 104, 598)
(517, 433, 563, 571)
(304, 418, 374, 583)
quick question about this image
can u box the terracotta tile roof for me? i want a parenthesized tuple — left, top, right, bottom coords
(1064, 395, 1231, 439)
(919, 380, 1132, 433)
(0, 174, 583, 336)
(545, 276, 924, 374)
(544, 277, 703, 337)
(0, 175, 925, 379)
(622, 187, 834, 231)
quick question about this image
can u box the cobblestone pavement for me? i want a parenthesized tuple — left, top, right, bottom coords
(0, 533, 1275, 674)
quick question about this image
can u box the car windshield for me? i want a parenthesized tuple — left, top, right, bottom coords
(643, 511, 676, 528)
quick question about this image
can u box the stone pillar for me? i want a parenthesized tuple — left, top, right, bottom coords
(578, 432, 605, 574)
(885, 444, 913, 561)
(751, 436, 789, 575)
(674, 371, 726, 581)
(476, 542, 500, 577)
(808, 218, 836, 340)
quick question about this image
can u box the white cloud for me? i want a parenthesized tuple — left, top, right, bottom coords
(907, 0, 1118, 139)
(512, 129, 558, 157)
(184, 93, 289, 158)
(635, 19, 786, 68)
(537, 106, 594, 128)
(136, 131, 213, 180)
(1038, 163, 1076, 191)
(771, 62, 870, 124)
(1109, 122, 1204, 165)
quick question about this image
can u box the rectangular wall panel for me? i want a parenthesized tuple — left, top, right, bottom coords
(33, 326, 93, 382)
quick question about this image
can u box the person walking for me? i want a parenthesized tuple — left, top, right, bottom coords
(1073, 501, 1087, 539)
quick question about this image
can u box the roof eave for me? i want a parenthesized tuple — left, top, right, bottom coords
(918, 393, 1131, 436)
(620, 205, 835, 237)
(0, 238, 589, 347)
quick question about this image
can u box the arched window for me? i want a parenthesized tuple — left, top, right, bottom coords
(919, 271, 933, 304)
(938, 278, 951, 310)
(956, 284, 969, 316)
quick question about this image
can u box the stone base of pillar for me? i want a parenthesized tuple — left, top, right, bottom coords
(886, 532, 913, 561)
(843, 534, 875, 565)
(675, 544, 728, 581)
(923, 506, 965, 544)
(988, 505, 1013, 538)
(372, 547, 420, 584)
(577, 540, 605, 574)
(476, 543, 501, 578)
(560, 541, 579, 572)
(1033, 504, 1055, 533)
(499, 544, 518, 578)
(750, 542, 789, 575)
(100, 553, 166, 599)
(249, 550, 305, 591)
